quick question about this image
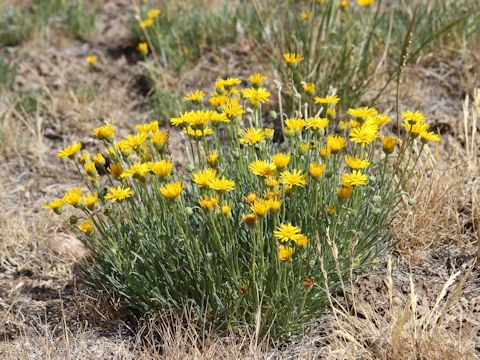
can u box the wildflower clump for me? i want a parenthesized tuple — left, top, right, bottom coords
(45, 73, 440, 338)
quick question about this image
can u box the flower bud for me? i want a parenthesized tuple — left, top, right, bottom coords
(372, 195, 382, 204)
(269, 111, 277, 120)
(186, 164, 195, 173)
(185, 207, 194, 216)
(69, 215, 78, 225)
(408, 198, 416, 206)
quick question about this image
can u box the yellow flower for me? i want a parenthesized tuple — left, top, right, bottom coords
(92, 153, 105, 165)
(340, 0, 349, 10)
(278, 245, 294, 261)
(150, 160, 173, 177)
(306, 117, 328, 131)
(344, 155, 370, 170)
(303, 82, 316, 94)
(337, 186, 353, 200)
(299, 142, 310, 153)
(107, 162, 123, 178)
(326, 107, 336, 118)
(264, 128, 275, 140)
(42, 199, 64, 213)
(136, 120, 158, 134)
(349, 123, 378, 145)
(139, 18, 154, 28)
(314, 95, 340, 105)
(401, 110, 425, 125)
(239, 128, 265, 145)
(249, 160, 277, 177)
(274, 223, 302, 242)
(85, 55, 97, 64)
(63, 188, 82, 206)
(371, 114, 392, 127)
(265, 177, 279, 188)
(160, 181, 183, 200)
(347, 107, 378, 119)
(245, 192, 258, 204)
(381, 136, 398, 154)
(267, 197, 282, 214)
(357, 0, 375, 7)
(342, 170, 368, 187)
(300, 11, 311, 21)
(105, 186, 133, 202)
(283, 52, 304, 65)
(285, 118, 306, 133)
(77, 219, 94, 235)
(208, 177, 235, 192)
(78, 151, 90, 164)
(207, 151, 219, 166)
(248, 73, 267, 86)
(223, 97, 245, 118)
(403, 121, 429, 136)
(182, 126, 213, 138)
(280, 170, 307, 187)
(420, 131, 440, 143)
(92, 124, 115, 141)
(137, 42, 148, 55)
(184, 90, 205, 102)
(309, 162, 326, 179)
(84, 162, 97, 176)
(294, 234, 309, 248)
(272, 152, 290, 171)
(57, 142, 82, 159)
(327, 205, 336, 216)
(118, 133, 148, 153)
(193, 168, 218, 187)
(250, 199, 271, 217)
(121, 162, 151, 179)
(199, 196, 219, 210)
(242, 213, 257, 227)
(327, 135, 346, 154)
(147, 9, 161, 19)
(152, 131, 168, 146)
(209, 93, 228, 108)
(215, 77, 241, 90)
(242, 87, 270, 106)
(220, 203, 232, 216)
(320, 146, 331, 159)
(82, 192, 98, 210)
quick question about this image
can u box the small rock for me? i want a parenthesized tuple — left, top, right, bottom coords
(45, 233, 91, 262)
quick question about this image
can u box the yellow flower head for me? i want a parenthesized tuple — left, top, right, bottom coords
(265, 177, 279, 188)
(294, 234, 309, 248)
(348, 107, 378, 120)
(139, 18, 154, 28)
(82, 192, 98, 210)
(150, 160, 173, 177)
(223, 97, 245, 118)
(306, 117, 329, 131)
(264, 128, 275, 140)
(152, 131, 168, 146)
(401, 111, 425, 125)
(300, 11, 311, 21)
(182, 126, 213, 138)
(199, 196, 219, 210)
(242, 213, 257, 228)
(320, 146, 331, 159)
(357, 0, 375, 7)
(160, 181, 183, 201)
(78, 151, 90, 164)
(403, 121, 429, 136)
(327, 205, 336, 216)
(326, 107, 336, 118)
(209, 93, 228, 108)
(314, 95, 340, 105)
(245, 192, 258, 205)
(274, 223, 302, 242)
(121, 162, 151, 179)
(239, 128, 265, 145)
(92, 124, 115, 141)
(420, 131, 440, 143)
(327, 135, 346, 154)
(208, 177, 235, 192)
(242, 87, 270, 107)
(105, 186, 132, 202)
(283, 52, 304, 65)
(285, 118, 306, 133)
(108, 162, 123, 178)
(272, 152, 290, 171)
(193, 168, 218, 187)
(248, 73, 267, 87)
(349, 123, 379, 145)
(215, 77, 242, 91)
(371, 113, 392, 127)
(147, 9, 161, 18)
(137, 42, 148, 55)
(92, 153, 105, 165)
(249, 160, 277, 177)
(280, 170, 307, 187)
(250, 199, 271, 217)
(207, 151, 219, 166)
(57, 142, 82, 159)
(267, 197, 282, 214)
(84, 162, 98, 176)
(381, 136, 398, 154)
(278, 245, 294, 262)
(340, 0, 349, 10)
(86, 55, 97, 64)
(309, 162, 326, 179)
(136, 120, 158, 134)
(344, 155, 370, 170)
(119, 133, 148, 153)
(63, 188, 82, 206)
(184, 90, 205, 103)
(336, 185, 353, 200)
(42, 199, 64, 213)
(342, 170, 368, 187)
(303, 82, 316, 94)
(77, 219, 94, 235)
(220, 203, 232, 216)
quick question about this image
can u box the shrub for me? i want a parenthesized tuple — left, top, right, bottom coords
(45, 71, 440, 338)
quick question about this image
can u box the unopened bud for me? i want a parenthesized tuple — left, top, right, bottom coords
(69, 215, 78, 225)
(408, 198, 416, 206)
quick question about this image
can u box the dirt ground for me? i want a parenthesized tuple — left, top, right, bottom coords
(0, 1, 479, 358)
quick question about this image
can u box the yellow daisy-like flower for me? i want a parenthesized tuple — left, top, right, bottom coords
(139, 18, 154, 29)
(150, 160, 173, 177)
(327, 135, 346, 154)
(294, 234, 309, 248)
(85, 55, 97, 64)
(152, 131, 168, 146)
(340, 0, 349, 10)
(184, 90, 206, 103)
(381, 136, 399, 154)
(182, 126, 213, 138)
(160, 181, 183, 201)
(245, 192, 258, 204)
(241, 87, 270, 106)
(401, 110, 425, 125)
(77, 219, 94, 235)
(309, 162, 326, 179)
(57, 142, 82, 159)
(136, 120, 158, 134)
(268, 197, 282, 214)
(349, 123, 379, 145)
(249, 160, 277, 177)
(272, 152, 290, 171)
(192, 168, 218, 187)
(242, 213, 257, 227)
(280, 170, 308, 187)
(92, 124, 115, 141)
(285, 118, 306, 133)
(84, 162, 97, 176)
(348, 107, 378, 119)
(314, 95, 340, 105)
(300, 11, 311, 21)
(337, 186, 353, 199)
(223, 97, 245, 119)
(283, 52, 304, 65)
(147, 9, 160, 19)
(209, 93, 228, 108)
(137, 42, 148, 55)
(371, 114, 392, 127)
(105, 186, 132, 202)
(278, 245, 294, 262)
(82, 192, 98, 210)
(306, 117, 329, 130)
(344, 155, 370, 170)
(326, 107, 336, 118)
(121, 162, 151, 179)
(199, 196, 219, 210)
(265, 177, 279, 188)
(63, 188, 82, 206)
(420, 131, 440, 143)
(208, 177, 235, 192)
(274, 223, 302, 242)
(342, 170, 368, 187)
(403, 121, 429, 136)
(42, 199, 64, 213)
(239, 128, 265, 145)
(357, 0, 375, 6)
(107, 162, 123, 178)
(92, 153, 105, 165)
(250, 199, 271, 217)
(320, 146, 331, 159)
(303, 82, 316, 94)
(207, 151, 219, 166)
(264, 128, 275, 140)
(119, 133, 148, 153)
(220, 203, 232, 216)
(78, 151, 90, 164)
(215, 77, 242, 90)
(248, 73, 267, 87)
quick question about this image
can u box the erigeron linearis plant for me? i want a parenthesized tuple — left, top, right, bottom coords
(44, 59, 440, 338)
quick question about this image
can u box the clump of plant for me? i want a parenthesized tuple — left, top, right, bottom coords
(0, 7, 33, 47)
(44, 67, 440, 338)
